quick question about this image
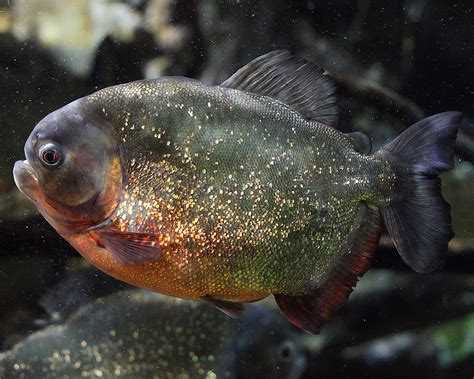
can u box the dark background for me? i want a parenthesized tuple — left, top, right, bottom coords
(0, 1, 473, 378)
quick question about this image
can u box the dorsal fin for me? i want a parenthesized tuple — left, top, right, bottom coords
(221, 50, 338, 127)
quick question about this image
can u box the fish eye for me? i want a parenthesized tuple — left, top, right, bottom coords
(277, 341, 295, 361)
(39, 143, 62, 167)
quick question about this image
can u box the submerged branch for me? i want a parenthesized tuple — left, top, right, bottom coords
(331, 72, 474, 162)
(331, 72, 424, 123)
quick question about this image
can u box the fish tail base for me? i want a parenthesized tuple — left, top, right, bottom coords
(377, 112, 462, 273)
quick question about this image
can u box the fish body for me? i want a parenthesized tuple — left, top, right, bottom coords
(0, 290, 306, 379)
(69, 78, 389, 301)
(14, 51, 461, 333)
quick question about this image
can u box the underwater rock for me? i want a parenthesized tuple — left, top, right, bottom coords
(0, 290, 306, 379)
(144, 0, 192, 52)
(8, 0, 196, 80)
(11, 0, 141, 77)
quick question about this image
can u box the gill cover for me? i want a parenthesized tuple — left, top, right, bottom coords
(21, 99, 123, 231)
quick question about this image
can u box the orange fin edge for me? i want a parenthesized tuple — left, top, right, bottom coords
(275, 204, 382, 334)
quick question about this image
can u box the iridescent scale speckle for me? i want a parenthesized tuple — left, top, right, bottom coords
(0, 291, 302, 379)
(85, 78, 396, 301)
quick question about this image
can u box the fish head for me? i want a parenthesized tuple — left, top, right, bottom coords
(13, 99, 123, 234)
(226, 305, 307, 379)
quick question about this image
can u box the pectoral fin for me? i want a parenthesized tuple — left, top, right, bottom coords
(274, 204, 382, 334)
(92, 229, 162, 264)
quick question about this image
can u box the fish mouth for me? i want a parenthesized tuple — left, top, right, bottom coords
(13, 160, 39, 200)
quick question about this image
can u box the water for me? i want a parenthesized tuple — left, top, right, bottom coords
(0, 1, 473, 378)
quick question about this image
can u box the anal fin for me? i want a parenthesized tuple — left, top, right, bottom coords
(275, 204, 382, 334)
(203, 296, 244, 318)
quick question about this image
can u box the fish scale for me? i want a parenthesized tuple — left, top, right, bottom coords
(84, 78, 390, 301)
(13, 50, 461, 334)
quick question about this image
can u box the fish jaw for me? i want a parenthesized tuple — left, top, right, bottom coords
(13, 159, 70, 233)
(13, 160, 40, 202)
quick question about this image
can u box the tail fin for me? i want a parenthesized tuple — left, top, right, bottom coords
(378, 112, 462, 273)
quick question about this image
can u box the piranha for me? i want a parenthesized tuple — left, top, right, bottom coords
(0, 290, 306, 379)
(13, 50, 462, 334)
